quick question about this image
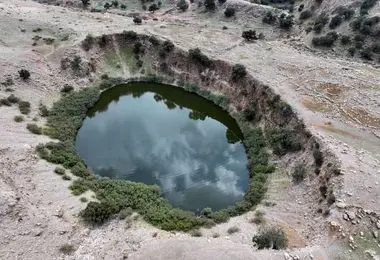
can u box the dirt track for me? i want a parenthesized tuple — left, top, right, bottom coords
(0, 0, 379, 259)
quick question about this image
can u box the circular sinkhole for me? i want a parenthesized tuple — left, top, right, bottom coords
(76, 82, 249, 212)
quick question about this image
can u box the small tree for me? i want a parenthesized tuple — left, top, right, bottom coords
(231, 64, 247, 80)
(279, 14, 294, 29)
(112, 0, 119, 7)
(204, 0, 216, 11)
(262, 11, 276, 25)
(252, 226, 288, 250)
(224, 7, 235, 17)
(133, 17, 142, 25)
(81, 0, 90, 7)
(19, 69, 30, 80)
(148, 3, 159, 12)
(177, 0, 189, 12)
(242, 30, 258, 41)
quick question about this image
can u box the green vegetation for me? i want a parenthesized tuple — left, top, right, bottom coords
(61, 84, 74, 93)
(59, 244, 74, 255)
(7, 94, 20, 104)
(27, 123, 42, 135)
(299, 10, 312, 20)
(14, 115, 24, 122)
(188, 48, 211, 67)
(313, 13, 329, 34)
(18, 101, 31, 114)
(231, 64, 247, 80)
(251, 210, 265, 224)
(54, 167, 65, 175)
(242, 30, 259, 41)
(80, 197, 88, 203)
(312, 32, 338, 47)
(292, 163, 306, 183)
(252, 226, 288, 250)
(19, 69, 30, 80)
(177, 0, 189, 11)
(39, 103, 49, 117)
(33, 35, 310, 231)
(279, 14, 294, 29)
(227, 226, 240, 234)
(263, 11, 276, 25)
(266, 128, 302, 156)
(224, 7, 235, 17)
(190, 229, 203, 237)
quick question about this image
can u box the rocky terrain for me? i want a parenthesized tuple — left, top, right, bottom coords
(0, 0, 380, 259)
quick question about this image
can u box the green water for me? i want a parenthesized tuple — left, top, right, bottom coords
(76, 83, 249, 211)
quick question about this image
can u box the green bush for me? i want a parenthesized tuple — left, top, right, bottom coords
(19, 69, 30, 80)
(82, 34, 94, 51)
(54, 167, 65, 175)
(252, 226, 288, 250)
(177, 0, 189, 11)
(227, 226, 240, 234)
(340, 35, 351, 45)
(0, 98, 11, 106)
(39, 103, 49, 117)
(266, 128, 302, 156)
(251, 210, 265, 224)
(18, 101, 31, 114)
(133, 17, 142, 25)
(360, 47, 373, 60)
(231, 64, 247, 80)
(190, 229, 203, 237)
(361, 0, 379, 12)
(329, 15, 343, 29)
(279, 14, 294, 29)
(242, 30, 258, 41)
(14, 115, 24, 122)
(313, 13, 329, 34)
(80, 197, 88, 202)
(188, 48, 211, 67)
(299, 10, 312, 20)
(70, 56, 82, 71)
(62, 174, 72, 181)
(59, 244, 74, 255)
(7, 94, 19, 104)
(209, 210, 230, 223)
(27, 123, 42, 135)
(292, 163, 306, 183)
(224, 7, 235, 17)
(204, 0, 216, 10)
(313, 148, 323, 167)
(263, 11, 276, 24)
(61, 84, 74, 93)
(312, 32, 338, 47)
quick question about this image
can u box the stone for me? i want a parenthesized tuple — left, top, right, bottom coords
(376, 221, 380, 229)
(343, 213, 349, 221)
(347, 211, 356, 220)
(373, 231, 378, 239)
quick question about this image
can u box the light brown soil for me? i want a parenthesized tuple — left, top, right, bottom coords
(0, 0, 380, 259)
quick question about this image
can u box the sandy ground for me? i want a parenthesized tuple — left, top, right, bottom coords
(0, 0, 380, 259)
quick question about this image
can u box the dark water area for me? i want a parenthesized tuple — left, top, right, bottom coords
(76, 82, 249, 211)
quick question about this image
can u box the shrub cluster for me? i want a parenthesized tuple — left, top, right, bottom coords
(266, 128, 302, 156)
(313, 13, 329, 34)
(312, 32, 338, 47)
(252, 226, 288, 250)
(188, 48, 211, 67)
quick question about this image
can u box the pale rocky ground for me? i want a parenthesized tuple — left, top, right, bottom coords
(0, 0, 379, 259)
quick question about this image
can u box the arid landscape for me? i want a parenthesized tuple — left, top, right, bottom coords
(0, 0, 380, 259)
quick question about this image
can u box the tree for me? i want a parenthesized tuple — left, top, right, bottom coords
(133, 17, 142, 25)
(224, 7, 235, 17)
(177, 0, 189, 12)
(231, 64, 247, 80)
(204, 0, 216, 11)
(19, 69, 30, 80)
(279, 14, 294, 29)
(148, 3, 159, 12)
(242, 30, 258, 41)
(81, 0, 90, 7)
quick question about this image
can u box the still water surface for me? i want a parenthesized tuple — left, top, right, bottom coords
(76, 83, 249, 211)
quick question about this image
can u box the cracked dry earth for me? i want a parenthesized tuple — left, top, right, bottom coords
(0, 0, 379, 259)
